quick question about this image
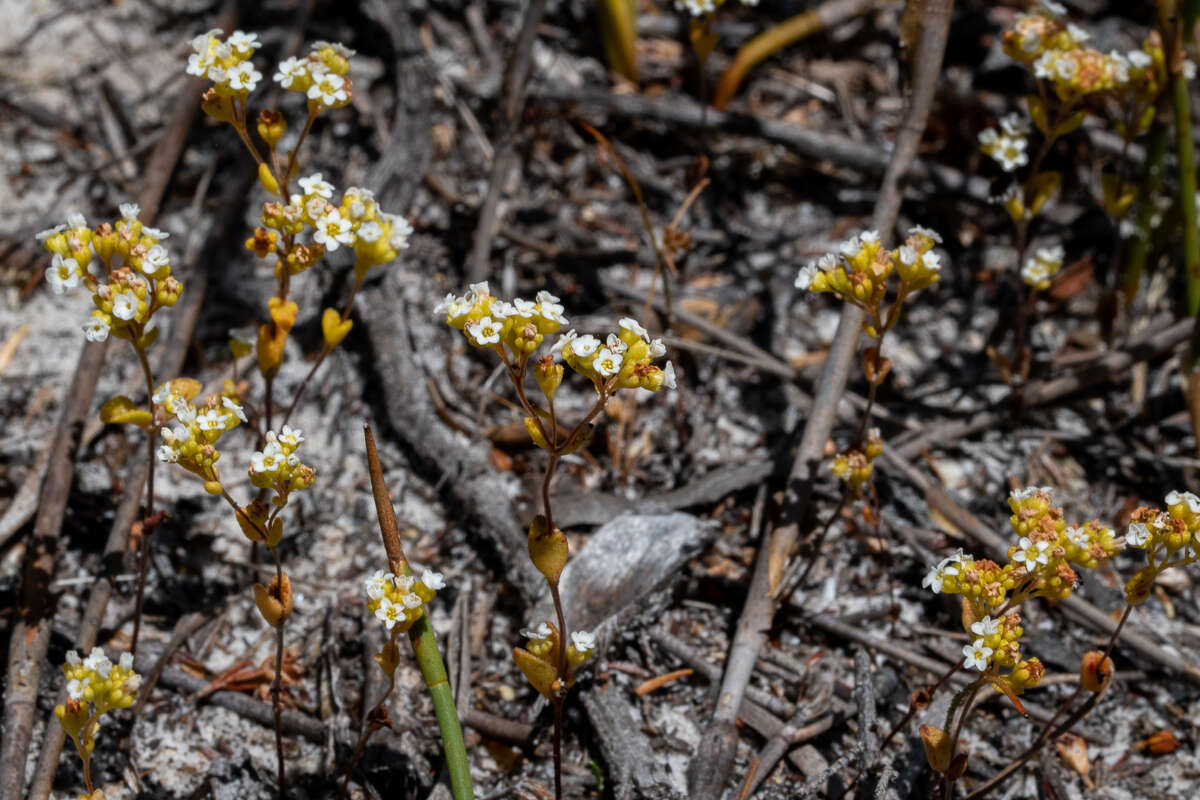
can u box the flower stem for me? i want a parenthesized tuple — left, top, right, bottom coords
(131, 344, 158, 656)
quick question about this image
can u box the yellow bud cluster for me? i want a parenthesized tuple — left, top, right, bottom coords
(926, 486, 1124, 689)
(831, 428, 883, 492)
(55, 647, 142, 755)
(1123, 492, 1200, 605)
(364, 568, 445, 635)
(557, 318, 676, 394)
(37, 208, 180, 345)
(155, 382, 247, 482)
(795, 226, 943, 313)
(511, 622, 596, 699)
(248, 427, 315, 493)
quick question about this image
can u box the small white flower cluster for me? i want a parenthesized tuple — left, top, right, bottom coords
(270, 177, 411, 267)
(156, 387, 246, 465)
(364, 568, 445, 632)
(521, 622, 596, 653)
(38, 208, 178, 342)
(185, 29, 264, 94)
(61, 647, 141, 706)
(1021, 244, 1065, 290)
(978, 114, 1030, 173)
(273, 41, 356, 109)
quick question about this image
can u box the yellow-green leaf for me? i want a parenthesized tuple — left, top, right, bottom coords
(1026, 95, 1049, 136)
(100, 396, 152, 427)
(1054, 109, 1087, 138)
(1101, 173, 1137, 218)
(1026, 171, 1061, 216)
(137, 327, 159, 350)
(512, 647, 558, 699)
(528, 514, 568, 585)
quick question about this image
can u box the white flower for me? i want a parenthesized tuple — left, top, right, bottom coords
(67, 677, 89, 701)
(977, 127, 999, 147)
(206, 64, 228, 84)
(465, 281, 489, 303)
(818, 253, 839, 271)
(537, 297, 567, 325)
(605, 333, 628, 354)
(310, 40, 357, 58)
(227, 30, 261, 54)
(143, 244, 170, 273)
(157, 444, 179, 463)
(898, 245, 918, 266)
(278, 425, 303, 447)
(648, 338, 667, 358)
(921, 252, 942, 272)
(521, 622, 553, 642)
(274, 56, 308, 88)
(300, 173, 334, 198)
(365, 570, 392, 600)
(421, 570, 446, 591)
(222, 396, 247, 423)
(196, 409, 224, 431)
(1065, 525, 1089, 547)
(838, 235, 861, 256)
(111, 291, 139, 321)
(467, 316, 502, 346)
(433, 293, 458, 317)
(1165, 490, 1200, 513)
(992, 135, 1029, 172)
(83, 315, 111, 343)
(999, 114, 1030, 137)
(512, 298, 538, 318)
(1041, 0, 1066, 14)
(374, 597, 402, 629)
(387, 215, 413, 251)
(962, 640, 994, 671)
(84, 647, 113, 678)
(571, 334, 600, 357)
(1034, 51, 1057, 79)
(1010, 486, 1052, 502)
(1054, 55, 1078, 82)
(250, 441, 284, 474)
(619, 317, 648, 339)
(227, 61, 262, 92)
(970, 616, 1000, 638)
(662, 361, 677, 390)
(1126, 522, 1151, 547)
(795, 263, 819, 290)
(356, 221, 383, 242)
(142, 226, 169, 240)
(1013, 536, 1050, 570)
(307, 71, 348, 106)
(35, 223, 67, 242)
(593, 347, 623, 377)
(1066, 24, 1090, 44)
(1022, 257, 1052, 287)
(909, 225, 942, 244)
(536, 290, 560, 305)
(119, 202, 140, 220)
(46, 255, 80, 294)
(491, 300, 519, 321)
(402, 593, 423, 609)
(859, 230, 880, 245)
(314, 209, 354, 251)
(66, 650, 81, 667)
(1021, 31, 1042, 54)
(1128, 50, 1152, 69)
(570, 630, 596, 652)
(119, 652, 133, 671)
(552, 329, 577, 353)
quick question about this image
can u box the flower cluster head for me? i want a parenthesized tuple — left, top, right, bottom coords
(1021, 244, 1065, 290)
(273, 40, 355, 111)
(186, 29, 263, 95)
(38, 207, 182, 344)
(1002, 5, 1163, 102)
(437, 283, 676, 395)
(154, 379, 246, 486)
(831, 428, 883, 493)
(254, 180, 412, 277)
(1123, 491, 1200, 604)
(248, 426, 315, 493)
(978, 114, 1031, 173)
(56, 648, 142, 754)
(364, 568, 445, 635)
(512, 621, 596, 699)
(922, 487, 1119, 698)
(673, 0, 758, 17)
(795, 226, 943, 312)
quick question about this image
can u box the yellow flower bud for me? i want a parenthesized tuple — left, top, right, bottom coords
(257, 162, 280, 196)
(321, 307, 353, 347)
